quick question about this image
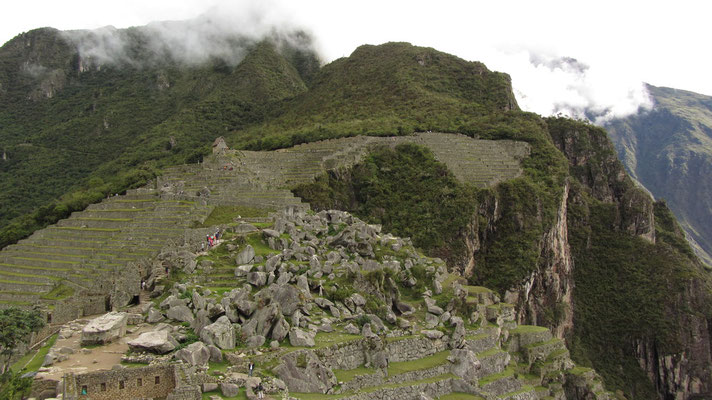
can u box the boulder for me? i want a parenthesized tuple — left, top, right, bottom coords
(235, 245, 255, 265)
(207, 345, 223, 362)
(147, 308, 165, 323)
(175, 341, 211, 366)
(242, 303, 280, 338)
(262, 229, 280, 238)
(448, 349, 481, 383)
(221, 382, 240, 397)
(235, 223, 258, 233)
(246, 335, 266, 348)
(247, 271, 267, 287)
(422, 330, 444, 340)
(271, 316, 290, 342)
(275, 351, 337, 393)
(344, 323, 360, 335)
(200, 316, 235, 349)
(128, 330, 178, 354)
(289, 328, 316, 347)
(81, 312, 128, 345)
(167, 305, 194, 323)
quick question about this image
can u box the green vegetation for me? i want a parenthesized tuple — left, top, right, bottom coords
(332, 366, 377, 383)
(198, 205, 270, 227)
(387, 350, 450, 376)
(39, 283, 74, 300)
(0, 29, 316, 248)
(0, 307, 45, 373)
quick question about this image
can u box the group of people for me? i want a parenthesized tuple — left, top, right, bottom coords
(204, 229, 221, 251)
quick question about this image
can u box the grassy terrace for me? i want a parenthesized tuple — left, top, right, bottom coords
(509, 325, 549, 334)
(387, 350, 450, 376)
(291, 373, 458, 399)
(479, 367, 515, 386)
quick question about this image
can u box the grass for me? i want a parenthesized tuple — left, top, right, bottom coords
(12, 334, 57, 373)
(40, 283, 75, 300)
(283, 332, 361, 351)
(387, 350, 450, 376)
(291, 373, 458, 399)
(199, 205, 271, 227)
(438, 394, 484, 400)
(479, 367, 515, 386)
(509, 325, 549, 334)
(333, 366, 377, 383)
(245, 233, 279, 257)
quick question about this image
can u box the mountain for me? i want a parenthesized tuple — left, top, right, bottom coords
(605, 84, 712, 266)
(0, 26, 319, 247)
(0, 25, 710, 399)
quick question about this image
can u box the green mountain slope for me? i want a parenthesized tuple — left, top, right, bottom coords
(0, 27, 318, 246)
(605, 84, 712, 266)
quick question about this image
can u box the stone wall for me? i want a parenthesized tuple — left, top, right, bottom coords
(51, 294, 108, 324)
(385, 337, 448, 362)
(70, 365, 176, 400)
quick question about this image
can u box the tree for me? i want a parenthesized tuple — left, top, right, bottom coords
(0, 308, 45, 374)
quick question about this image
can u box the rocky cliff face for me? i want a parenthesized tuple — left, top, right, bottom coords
(606, 84, 712, 266)
(544, 117, 712, 399)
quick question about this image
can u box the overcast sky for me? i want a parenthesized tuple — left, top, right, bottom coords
(2, 0, 710, 121)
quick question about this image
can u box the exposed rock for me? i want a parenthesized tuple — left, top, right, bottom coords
(344, 323, 360, 335)
(167, 305, 194, 323)
(422, 330, 444, 340)
(242, 303, 280, 338)
(246, 335, 266, 348)
(200, 316, 235, 349)
(289, 328, 316, 347)
(207, 344, 223, 362)
(271, 316, 290, 342)
(221, 382, 240, 397)
(128, 330, 177, 354)
(247, 271, 267, 287)
(81, 312, 128, 345)
(147, 308, 165, 323)
(175, 341, 211, 366)
(274, 351, 336, 393)
(235, 245, 255, 265)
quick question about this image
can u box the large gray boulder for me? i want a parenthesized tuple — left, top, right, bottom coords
(271, 316, 290, 342)
(128, 330, 178, 354)
(448, 349, 481, 383)
(175, 341, 211, 366)
(147, 308, 165, 323)
(200, 316, 235, 349)
(81, 312, 128, 345)
(247, 271, 267, 287)
(235, 245, 255, 265)
(167, 305, 194, 323)
(289, 328, 316, 347)
(242, 303, 280, 338)
(275, 351, 336, 393)
(221, 382, 240, 397)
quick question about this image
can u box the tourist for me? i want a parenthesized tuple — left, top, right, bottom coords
(257, 382, 264, 399)
(248, 361, 254, 377)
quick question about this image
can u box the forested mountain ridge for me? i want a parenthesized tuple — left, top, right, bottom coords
(0, 24, 710, 399)
(0, 26, 319, 246)
(605, 84, 712, 266)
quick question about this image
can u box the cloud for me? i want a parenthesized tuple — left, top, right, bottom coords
(482, 48, 653, 124)
(60, 0, 319, 68)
